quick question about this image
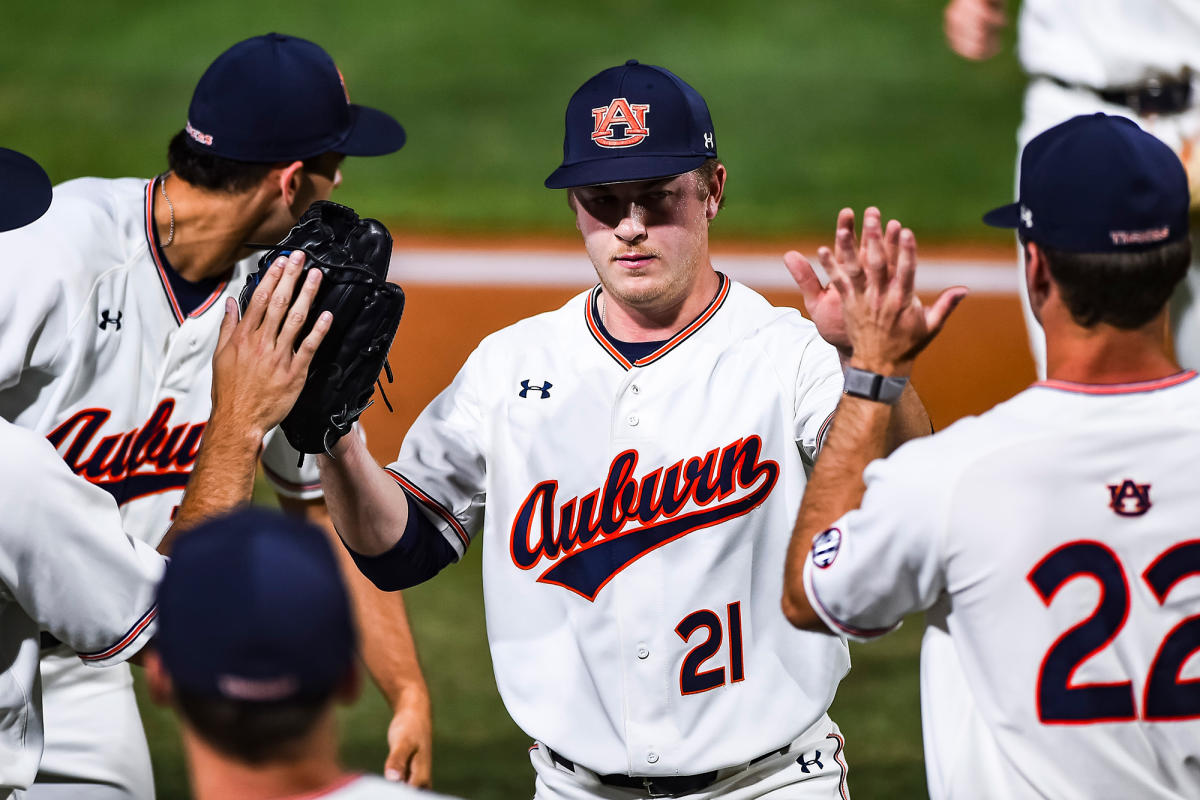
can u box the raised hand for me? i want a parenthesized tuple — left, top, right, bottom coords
(944, 0, 1007, 61)
(211, 251, 332, 438)
(785, 208, 967, 376)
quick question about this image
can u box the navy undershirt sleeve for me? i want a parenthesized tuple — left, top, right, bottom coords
(345, 492, 458, 591)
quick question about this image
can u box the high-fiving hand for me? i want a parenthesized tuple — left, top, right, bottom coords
(212, 250, 332, 438)
(784, 207, 967, 376)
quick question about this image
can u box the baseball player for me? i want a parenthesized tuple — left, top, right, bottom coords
(146, 508, 460, 800)
(944, 0, 1200, 375)
(314, 60, 939, 798)
(0, 147, 333, 798)
(0, 34, 432, 797)
(784, 113, 1200, 799)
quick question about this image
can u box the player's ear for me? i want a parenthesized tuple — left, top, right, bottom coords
(142, 649, 174, 707)
(277, 160, 306, 206)
(1025, 240, 1052, 321)
(705, 163, 726, 221)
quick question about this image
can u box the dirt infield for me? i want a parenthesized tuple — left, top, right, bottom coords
(360, 256, 1036, 461)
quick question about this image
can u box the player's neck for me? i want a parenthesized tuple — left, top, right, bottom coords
(1043, 310, 1181, 385)
(182, 716, 347, 800)
(153, 174, 273, 283)
(601, 268, 721, 343)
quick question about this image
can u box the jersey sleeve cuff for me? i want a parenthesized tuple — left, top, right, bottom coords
(803, 557, 900, 642)
(383, 468, 471, 554)
(261, 459, 324, 500)
(76, 605, 158, 668)
(344, 493, 458, 591)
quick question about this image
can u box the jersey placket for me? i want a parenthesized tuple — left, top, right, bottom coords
(609, 365, 679, 774)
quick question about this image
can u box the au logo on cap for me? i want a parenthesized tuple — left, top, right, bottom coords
(591, 98, 650, 148)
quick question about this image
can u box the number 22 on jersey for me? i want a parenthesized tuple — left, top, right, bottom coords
(1029, 539, 1200, 723)
(675, 601, 745, 695)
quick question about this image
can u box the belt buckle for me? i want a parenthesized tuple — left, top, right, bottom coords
(642, 777, 671, 798)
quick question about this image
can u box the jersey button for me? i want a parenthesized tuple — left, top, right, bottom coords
(646, 752, 660, 764)
(636, 644, 649, 659)
(630, 384, 641, 395)
(627, 414, 639, 426)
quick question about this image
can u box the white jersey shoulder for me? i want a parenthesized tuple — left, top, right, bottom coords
(806, 373, 1200, 800)
(1019, 0, 1200, 87)
(0, 418, 161, 792)
(391, 276, 847, 776)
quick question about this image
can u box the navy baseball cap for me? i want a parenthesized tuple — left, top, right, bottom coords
(545, 60, 717, 189)
(155, 508, 356, 701)
(983, 113, 1189, 252)
(185, 33, 406, 163)
(0, 148, 52, 232)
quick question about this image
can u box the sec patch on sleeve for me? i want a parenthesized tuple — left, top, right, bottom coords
(811, 527, 842, 569)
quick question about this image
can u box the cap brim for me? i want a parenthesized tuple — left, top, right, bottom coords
(982, 202, 1020, 228)
(545, 154, 708, 189)
(337, 105, 407, 157)
(0, 148, 52, 232)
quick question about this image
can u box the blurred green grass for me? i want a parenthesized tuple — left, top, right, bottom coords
(0, 0, 1022, 242)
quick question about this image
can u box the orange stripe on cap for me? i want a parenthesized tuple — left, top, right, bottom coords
(1036, 370, 1197, 395)
(385, 469, 472, 549)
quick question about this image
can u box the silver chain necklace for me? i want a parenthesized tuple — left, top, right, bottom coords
(159, 172, 175, 248)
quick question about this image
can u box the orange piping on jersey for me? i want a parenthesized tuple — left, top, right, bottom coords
(1035, 370, 1197, 395)
(78, 605, 157, 662)
(826, 731, 849, 800)
(385, 468, 471, 549)
(142, 178, 230, 326)
(584, 273, 730, 370)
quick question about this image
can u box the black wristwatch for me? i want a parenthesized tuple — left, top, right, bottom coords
(843, 366, 908, 405)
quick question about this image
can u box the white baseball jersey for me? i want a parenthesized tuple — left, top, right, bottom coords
(0, 176, 321, 546)
(0, 418, 161, 796)
(390, 276, 847, 777)
(0, 175, 319, 796)
(1019, 0, 1200, 88)
(805, 371, 1200, 799)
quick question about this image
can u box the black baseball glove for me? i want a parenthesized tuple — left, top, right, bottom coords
(239, 200, 405, 456)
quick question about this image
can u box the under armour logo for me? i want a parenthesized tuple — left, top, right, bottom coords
(1020, 204, 1034, 228)
(1108, 479, 1151, 517)
(519, 380, 552, 399)
(99, 310, 122, 331)
(703, 132, 714, 149)
(797, 749, 824, 774)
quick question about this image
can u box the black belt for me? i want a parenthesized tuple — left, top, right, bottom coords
(547, 746, 788, 798)
(1041, 73, 1193, 116)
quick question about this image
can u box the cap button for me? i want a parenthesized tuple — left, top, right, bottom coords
(625, 59, 640, 66)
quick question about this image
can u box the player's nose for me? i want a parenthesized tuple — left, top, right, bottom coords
(614, 203, 647, 243)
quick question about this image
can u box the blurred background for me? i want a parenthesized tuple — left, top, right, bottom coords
(2, 1, 1031, 797)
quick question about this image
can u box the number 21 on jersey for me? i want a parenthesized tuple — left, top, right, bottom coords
(1029, 539, 1200, 723)
(676, 602, 745, 695)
